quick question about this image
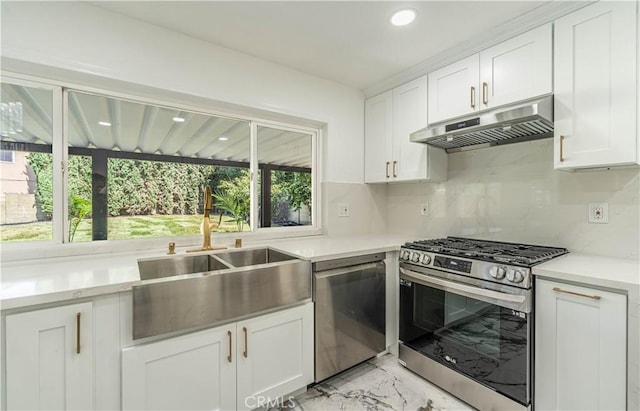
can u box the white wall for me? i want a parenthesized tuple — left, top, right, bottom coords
(386, 139, 640, 259)
(0, 1, 364, 184)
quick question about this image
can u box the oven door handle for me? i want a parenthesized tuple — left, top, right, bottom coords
(400, 267, 530, 312)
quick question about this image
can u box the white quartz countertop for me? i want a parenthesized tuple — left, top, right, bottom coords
(1, 234, 410, 310)
(533, 253, 640, 292)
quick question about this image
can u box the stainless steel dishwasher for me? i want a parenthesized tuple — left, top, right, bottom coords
(313, 252, 386, 382)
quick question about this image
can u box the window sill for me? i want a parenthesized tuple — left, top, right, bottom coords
(0, 227, 326, 263)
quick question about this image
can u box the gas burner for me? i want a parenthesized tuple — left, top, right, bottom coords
(400, 237, 568, 289)
(403, 237, 568, 267)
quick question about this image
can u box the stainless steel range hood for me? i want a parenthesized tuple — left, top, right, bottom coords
(410, 95, 553, 153)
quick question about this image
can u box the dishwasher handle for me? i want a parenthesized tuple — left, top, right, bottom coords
(314, 261, 385, 279)
(313, 252, 385, 272)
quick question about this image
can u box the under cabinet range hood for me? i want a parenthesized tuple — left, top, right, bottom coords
(411, 95, 553, 153)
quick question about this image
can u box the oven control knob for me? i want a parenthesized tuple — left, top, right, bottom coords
(411, 252, 421, 263)
(489, 266, 506, 279)
(421, 254, 431, 265)
(507, 269, 525, 283)
(400, 250, 409, 260)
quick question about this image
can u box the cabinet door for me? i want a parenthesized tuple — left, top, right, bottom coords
(479, 23, 552, 109)
(236, 303, 313, 411)
(6, 302, 94, 410)
(364, 91, 393, 183)
(122, 325, 236, 411)
(554, 1, 638, 169)
(392, 75, 429, 181)
(428, 54, 479, 124)
(535, 279, 626, 410)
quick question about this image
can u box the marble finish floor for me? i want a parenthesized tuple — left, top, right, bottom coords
(292, 355, 475, 411)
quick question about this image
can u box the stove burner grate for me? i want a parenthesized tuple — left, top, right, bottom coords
(403, 237, 568, 266)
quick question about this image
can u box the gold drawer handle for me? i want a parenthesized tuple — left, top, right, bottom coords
(482, 82, 488, 105)
(227, 330, 232, 363)
(76, 312, 81, 354)
(243, 327, 248, 358)
(393, 161, 398, 177)
(470, 86, 476, 109)
(559, 135, 565, 162)
(553, 287, 601, 301)
(385, 161, 390, 178)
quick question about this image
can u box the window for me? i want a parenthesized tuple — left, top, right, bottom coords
(0, 81, 57, 242)
(257, 125, 313, 228)
(0, 79, 318, 245)
(66, 91, 251, 242)
(0, 150, 15, 163)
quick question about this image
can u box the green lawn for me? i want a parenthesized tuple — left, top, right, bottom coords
(0, 214, 249, 243)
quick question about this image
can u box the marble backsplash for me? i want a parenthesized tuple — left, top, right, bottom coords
(322, 181, 388, 237)
(385, 139, 640, 259)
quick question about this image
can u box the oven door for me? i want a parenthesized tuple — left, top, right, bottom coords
(399, 265, 531, 406)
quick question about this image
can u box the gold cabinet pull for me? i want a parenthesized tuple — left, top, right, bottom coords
(470, 86, 476, 109)
(243, 327, 248, 358)
(385, 161, 390, 178)
(76, 312, 81, 354)
(553, 287, 601, 301)
(482, 82, 489, 105)
(559, 135, 565, 162)
(227, 330, 232, 363)
(393, 161, 398, 177)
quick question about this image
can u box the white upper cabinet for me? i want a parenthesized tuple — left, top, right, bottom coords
(365, 76, 447, 184)
(364, 90, 393, 183)
(428, 24, 552, 124)
(479, 23, 552, 110)
(428, 55, 480, 124)
(554, 1, 638, 170)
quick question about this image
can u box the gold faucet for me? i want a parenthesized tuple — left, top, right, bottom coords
(187, 186, 226, 252)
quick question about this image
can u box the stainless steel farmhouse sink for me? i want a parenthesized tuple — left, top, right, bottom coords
(214, 247, 297, 267)
(137, 254, 233, 280)
(132, 247, 311, 339)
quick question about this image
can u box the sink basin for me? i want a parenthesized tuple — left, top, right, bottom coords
(137, 254, 231, 280)
(214, 248, 297, 267)
(133, 247, 311, 339)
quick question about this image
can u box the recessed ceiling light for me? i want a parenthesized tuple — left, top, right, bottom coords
(98, 121, 111, 127)
(172, 117, 185, 123)
(390, 9, 416, 26)
(218, 136, 228, 141)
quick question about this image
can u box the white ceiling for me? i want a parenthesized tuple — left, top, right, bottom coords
(93, 1, 552, 91)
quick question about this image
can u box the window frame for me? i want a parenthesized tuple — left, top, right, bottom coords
(0, 72, 323, 259)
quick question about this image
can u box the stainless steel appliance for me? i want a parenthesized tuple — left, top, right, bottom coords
(410, 95, 553, 152)
(398, 237, 567, 411)
(313, 253, 386, 382)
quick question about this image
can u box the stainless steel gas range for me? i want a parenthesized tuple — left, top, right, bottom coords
(398, 237, 567, 411)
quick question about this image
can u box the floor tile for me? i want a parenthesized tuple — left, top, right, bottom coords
(293, 354, 475, 411)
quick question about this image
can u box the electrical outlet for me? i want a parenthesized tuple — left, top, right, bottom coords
(588, 203, 609, 223)
(338, 203, 349, 217)
(421, 203, 430, 216)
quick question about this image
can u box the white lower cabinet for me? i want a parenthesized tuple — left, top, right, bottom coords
(535, 279, 627, 410)
(122, 303, 314, 411)
(236, 303, 314, 411)
(5, 302, 94, 410)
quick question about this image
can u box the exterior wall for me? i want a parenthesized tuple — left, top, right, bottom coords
(0, 151, 37, 224)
